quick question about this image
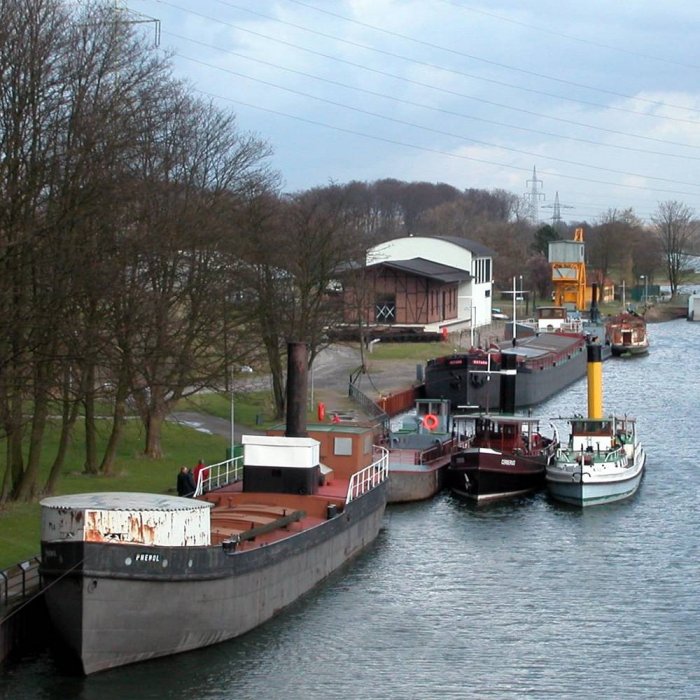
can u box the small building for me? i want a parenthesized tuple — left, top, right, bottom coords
(586, 271, 615, 304)
(343, 235, 495, 335)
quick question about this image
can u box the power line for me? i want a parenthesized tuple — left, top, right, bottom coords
(190, 84, 700, 201)
(438, 0, 700, 72)
(281, 0, 700, 117)
(175, 51, 700, 190)
(165, 29, 700, 162)
(156, 0, 700, 126)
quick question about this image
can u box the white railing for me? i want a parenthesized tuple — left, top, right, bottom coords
(346, 446, 389, 504)
(194, 456, 244, 497)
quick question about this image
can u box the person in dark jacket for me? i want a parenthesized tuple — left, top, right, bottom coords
(176, 466, 196, 497)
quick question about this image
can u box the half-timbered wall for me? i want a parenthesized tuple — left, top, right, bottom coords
(344, 267, 458, 325)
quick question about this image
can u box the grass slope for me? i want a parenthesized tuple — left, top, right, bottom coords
(0, 420, 228, 570)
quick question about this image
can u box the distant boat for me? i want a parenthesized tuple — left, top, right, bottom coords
(605, 311, 649, 356)
(546, 344, 646, 507)
(39, 343, 389, 675)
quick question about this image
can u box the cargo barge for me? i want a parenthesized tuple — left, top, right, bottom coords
(39, 343, 389, 675)
(424, 306, 609, 412)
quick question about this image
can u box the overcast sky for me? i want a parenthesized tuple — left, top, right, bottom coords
(128, 0, 700, 224)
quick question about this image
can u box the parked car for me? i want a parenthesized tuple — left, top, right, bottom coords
(491, 308, 509, 320)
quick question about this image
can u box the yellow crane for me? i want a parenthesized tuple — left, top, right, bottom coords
(549, 227, 587, 311)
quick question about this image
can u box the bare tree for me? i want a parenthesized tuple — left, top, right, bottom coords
(651, 201, 698, 297)
(121, 88, 274, 458)
(0, 0, 72, 500)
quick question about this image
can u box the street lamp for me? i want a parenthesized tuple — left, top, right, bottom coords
(640, 275, 648, 304)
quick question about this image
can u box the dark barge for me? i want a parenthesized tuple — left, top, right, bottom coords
(38, 343, 389, 674)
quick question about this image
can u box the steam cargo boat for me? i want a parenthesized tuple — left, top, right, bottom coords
(39, 344, 389, 675)
(605, 311, 649, 356)
(424, 306, 607, 412)
(546, 344, 646, 507)
(446, 352, 558, 502)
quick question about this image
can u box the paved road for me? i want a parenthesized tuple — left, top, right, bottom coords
(170, 343, 424, 438)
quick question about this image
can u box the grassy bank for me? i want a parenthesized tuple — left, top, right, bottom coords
(0, 420, 229, 569)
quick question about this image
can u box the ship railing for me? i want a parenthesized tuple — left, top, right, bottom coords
(0, 557, 42, 608)
(561, 319, 584, 333)
(346, 446, 389, 504)
(195, 456, 244, 497)
(558, 445, 625, 464)
(348, 382, 390, 430)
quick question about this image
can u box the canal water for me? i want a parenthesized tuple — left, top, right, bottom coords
(2, 319, 699, 699)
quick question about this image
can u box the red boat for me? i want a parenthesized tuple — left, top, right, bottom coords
(605, 311, 649, 356)
(447, 414, 558, 502)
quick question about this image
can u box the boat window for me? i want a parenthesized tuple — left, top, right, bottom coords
(334, 437, 353, 456)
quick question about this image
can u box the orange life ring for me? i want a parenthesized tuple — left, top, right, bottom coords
(422, 413, 439, 431)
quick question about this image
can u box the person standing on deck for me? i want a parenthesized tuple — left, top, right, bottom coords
(177, 466, 196, 497)
(193, 459, 209, 492)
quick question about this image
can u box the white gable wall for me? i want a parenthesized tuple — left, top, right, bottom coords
(367, 237, 494, 334)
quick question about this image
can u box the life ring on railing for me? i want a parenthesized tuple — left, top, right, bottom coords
(422, 413, 439, 431)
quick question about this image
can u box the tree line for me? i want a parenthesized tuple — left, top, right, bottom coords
(1, 1, 697, 503)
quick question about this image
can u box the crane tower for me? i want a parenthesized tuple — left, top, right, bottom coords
(548, 227, 587, 311)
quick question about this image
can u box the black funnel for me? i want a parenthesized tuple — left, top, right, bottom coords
(285, 342, 308, 438)
(499, 352, 517, 414)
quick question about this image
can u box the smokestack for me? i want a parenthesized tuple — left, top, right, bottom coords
(499, 352, 517, 414)
(590, 283, 600, 324)
(285, 342, 308, 438)
(586, 344, 603, 420)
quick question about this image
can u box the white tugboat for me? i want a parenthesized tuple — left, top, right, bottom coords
(546, 344, 646, 507)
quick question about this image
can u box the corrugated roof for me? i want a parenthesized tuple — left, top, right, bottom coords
(40, 492, 213, 511)
(370, 257, 471, 283)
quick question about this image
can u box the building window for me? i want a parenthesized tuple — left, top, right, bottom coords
(472, 257, 492, 284)
(375, 296, 396, 322)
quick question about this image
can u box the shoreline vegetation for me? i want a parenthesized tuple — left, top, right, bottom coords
(0, 296, 689, 569)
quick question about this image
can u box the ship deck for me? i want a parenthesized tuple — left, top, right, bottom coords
(199, 479, 351, 550)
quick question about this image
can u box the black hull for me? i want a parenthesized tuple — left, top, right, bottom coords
(424, 337, 607, 411)
(447, 450, 548, 502)
(40, 485, 386, 674)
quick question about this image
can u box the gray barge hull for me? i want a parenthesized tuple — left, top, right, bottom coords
(424, 334, 611, 411)
(40, 485, 386, 675)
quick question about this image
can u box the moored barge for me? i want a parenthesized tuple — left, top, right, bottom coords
(424, 306, 608, 412)
(39, 343, 389, 674)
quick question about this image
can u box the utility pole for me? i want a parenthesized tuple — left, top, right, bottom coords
(523, 165, 545, 224)
(542, 191, 574, 232)
(114, 1, 161, 46)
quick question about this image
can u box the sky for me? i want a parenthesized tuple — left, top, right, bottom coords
(124, 0, 700, 225)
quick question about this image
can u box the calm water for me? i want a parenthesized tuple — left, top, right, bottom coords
(3, 319, 699, 699)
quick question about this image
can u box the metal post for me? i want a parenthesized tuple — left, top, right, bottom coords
(231, 367, 236, 459)
(511, 276, 517, 340)
(471, 305, 475, 347)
